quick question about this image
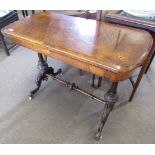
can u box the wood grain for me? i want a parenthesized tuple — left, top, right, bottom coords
(2, 12, 153, 81)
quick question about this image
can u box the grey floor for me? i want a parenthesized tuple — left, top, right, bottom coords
(0, 44, 155, 143)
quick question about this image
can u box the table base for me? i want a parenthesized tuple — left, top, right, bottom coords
(29, 53, 118, 140)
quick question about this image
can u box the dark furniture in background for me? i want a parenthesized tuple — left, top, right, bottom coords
(105, 10, 155, 101)
(71, 10, 102, 21)
(21, 10, 46, 17)
(0, 10, 19, 56)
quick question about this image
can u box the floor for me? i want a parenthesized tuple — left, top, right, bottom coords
(0, 45, 155, 144)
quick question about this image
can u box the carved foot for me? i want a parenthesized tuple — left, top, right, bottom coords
(29, 54, 62, 100)
(29, 73, 44, 100)
(104, 82, 119, 103)
(94, 131, 102, 140)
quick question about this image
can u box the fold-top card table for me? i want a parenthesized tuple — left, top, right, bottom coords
(2, 12, 153, 140)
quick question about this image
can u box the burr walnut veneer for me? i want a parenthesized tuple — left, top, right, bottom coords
(2, 12, 153, 140)
(3, 12, 153, 81)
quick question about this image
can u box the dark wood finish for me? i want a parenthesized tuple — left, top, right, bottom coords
(92, 74, 102, 88)
(28, 53, 62, 100)
(104, 82, 118, 103)
(21, 10, 28, 17)
(0, 32, 10, 55)
(95, 82, 118, 140)
(2, 12, 153, 81)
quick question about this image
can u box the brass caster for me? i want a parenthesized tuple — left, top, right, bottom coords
(28, 95, 33, 100)
(94, 132, 102, 140)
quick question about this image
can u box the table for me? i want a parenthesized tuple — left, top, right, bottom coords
(105, 10, 155, 101)
(2, 12, 153, 140)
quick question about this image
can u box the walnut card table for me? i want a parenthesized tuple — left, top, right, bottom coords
(2, 12, 153, 140)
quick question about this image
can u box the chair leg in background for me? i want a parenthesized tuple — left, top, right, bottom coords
(0, 32, 10, 56)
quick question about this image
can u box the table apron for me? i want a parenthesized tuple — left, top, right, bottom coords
(7, 35, 134, 82)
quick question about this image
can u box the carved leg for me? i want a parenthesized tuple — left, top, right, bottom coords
(0, 32, 10, 56)
(25, 10, 28, 16)
(98, 77, 102, 87)
(92, 74, 102, 88)
(95, 82, 118, 140)
(145, 51, 155, 73)
(104, 82, 118, 103)
(21, 10, 26, 17)
(29, 53, 62, 100)
(29, 73, 44, 100)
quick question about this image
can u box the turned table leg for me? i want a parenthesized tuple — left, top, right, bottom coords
(92, 74, 102, 88)
(29, 53, 62, 100)
(79, 69, 84, 76)
(95, 82, 118, 140)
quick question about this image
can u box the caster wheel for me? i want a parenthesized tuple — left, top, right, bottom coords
(94, 132, 102, 140)
(28, 95, 33, 100)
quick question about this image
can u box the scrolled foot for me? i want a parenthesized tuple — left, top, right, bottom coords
(94, 131, 102, 140)
(91, 75, 102, 89)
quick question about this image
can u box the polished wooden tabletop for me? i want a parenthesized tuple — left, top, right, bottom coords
(2, 12, 153, 81)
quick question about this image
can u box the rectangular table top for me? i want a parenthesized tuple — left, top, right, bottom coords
(2, 12, 153, 81)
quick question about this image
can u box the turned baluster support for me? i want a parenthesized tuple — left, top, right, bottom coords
(29, 53, 62, 100)
(92, 74, 102, 88)
(95, 82, 118, 140)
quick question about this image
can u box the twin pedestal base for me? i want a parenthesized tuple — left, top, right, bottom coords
(29, 53, 119, 140)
